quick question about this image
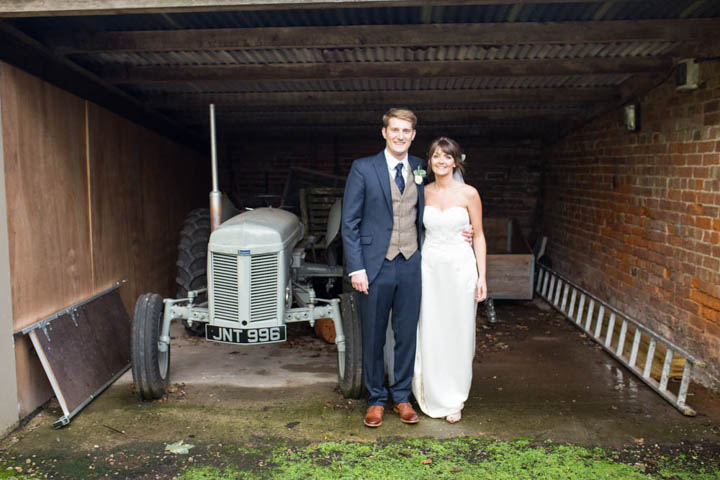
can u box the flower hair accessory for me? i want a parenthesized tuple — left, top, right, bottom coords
(413, 166, 427, 184)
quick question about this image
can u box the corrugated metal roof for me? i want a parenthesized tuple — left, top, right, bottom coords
(4, 0, 718, 141)
(185, 102, 586, 115)
(127, 74, 630, 95)
(75, 42, 678, 67)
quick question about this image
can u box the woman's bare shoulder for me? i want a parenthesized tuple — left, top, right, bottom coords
(460, 183, 480, 200)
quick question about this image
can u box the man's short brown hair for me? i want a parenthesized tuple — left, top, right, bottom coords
(382, 108, 417, 129)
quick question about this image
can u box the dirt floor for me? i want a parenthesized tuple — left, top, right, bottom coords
(1, 299, 719, 478)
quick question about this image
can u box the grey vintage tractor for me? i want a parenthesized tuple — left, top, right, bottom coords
(130, 106, 363, 400)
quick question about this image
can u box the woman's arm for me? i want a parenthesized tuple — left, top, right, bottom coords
(466, 187, 487, 302)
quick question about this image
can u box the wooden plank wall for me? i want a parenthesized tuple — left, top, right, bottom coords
(0, 62, 207, 417)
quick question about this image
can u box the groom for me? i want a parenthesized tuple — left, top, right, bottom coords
(341, 108, 424, 427)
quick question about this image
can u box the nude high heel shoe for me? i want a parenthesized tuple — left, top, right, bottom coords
(446, 411, 462, 423)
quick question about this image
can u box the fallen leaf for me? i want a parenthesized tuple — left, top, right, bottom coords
(165, 440, 194, 455)
(421, 458, 432, 465)
(633, 437, 644, 445)
(286, 421, 300, 429)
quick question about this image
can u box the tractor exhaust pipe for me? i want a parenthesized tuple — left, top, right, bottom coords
(209, 104, 222, 232)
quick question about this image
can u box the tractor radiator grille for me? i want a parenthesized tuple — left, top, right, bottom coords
(211, 252, 239, 322)
(250, 253, 278, 322)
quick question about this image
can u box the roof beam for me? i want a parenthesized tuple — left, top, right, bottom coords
(103, 57, 670, 83)
(180, 108, 582, 125)
(0, 0, 656, 18)
(46, 19, 720, 54)
(184, 119, 568, 141)
(193, 123, 560, 141)
(147, 87, 619, 109)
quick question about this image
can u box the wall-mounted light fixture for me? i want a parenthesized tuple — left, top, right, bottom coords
(676, 58, 699, 91)
(623, 102, 640, 132)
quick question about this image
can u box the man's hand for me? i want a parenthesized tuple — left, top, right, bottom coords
(461, 224, 473, 244)
(351, 271, 369, 295)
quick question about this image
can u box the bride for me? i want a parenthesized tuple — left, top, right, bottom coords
(412, 136, 487, 423)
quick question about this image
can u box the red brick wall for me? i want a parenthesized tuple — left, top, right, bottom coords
(544, 62, 720, 388)
(225, 135, 543, 234)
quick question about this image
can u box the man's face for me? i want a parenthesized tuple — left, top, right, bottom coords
(382, 117, 416, 160)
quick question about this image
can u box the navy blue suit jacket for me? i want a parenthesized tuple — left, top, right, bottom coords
(341, 151, 425, 284)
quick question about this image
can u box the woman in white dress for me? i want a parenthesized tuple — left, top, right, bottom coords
(412, 137, 487, 423)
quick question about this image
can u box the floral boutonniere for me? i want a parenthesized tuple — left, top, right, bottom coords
(413, 166, 427, 185)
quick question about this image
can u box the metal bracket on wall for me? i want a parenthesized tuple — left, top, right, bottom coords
(536, 265, 705, 416)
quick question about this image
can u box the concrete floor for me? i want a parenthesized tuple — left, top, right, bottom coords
(4, 299, 720, 455)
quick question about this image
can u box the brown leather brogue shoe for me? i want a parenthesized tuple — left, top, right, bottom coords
(364, 405, 384, 428)
(392, 402, 419, 424)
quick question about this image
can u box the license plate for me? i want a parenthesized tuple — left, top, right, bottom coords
(205, 325, 286, 344)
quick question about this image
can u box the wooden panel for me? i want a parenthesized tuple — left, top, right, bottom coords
(0, 63, 93, 332)
(486, 253, 534, 300)
(13, 336, 53, 418)
(483, 217, 510, 254)
(88, 103, 205, 311)
(29, 288, 130, 422)
(86, 103, 143, 311)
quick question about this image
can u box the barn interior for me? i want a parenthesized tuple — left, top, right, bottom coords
(0, 0, 719, 431)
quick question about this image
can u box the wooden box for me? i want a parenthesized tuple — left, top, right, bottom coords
(484, 218, 535, 300)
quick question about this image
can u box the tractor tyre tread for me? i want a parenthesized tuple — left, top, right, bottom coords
(176, 208, 210, 336)
(131, 293, 170, 400)
(338, 292, 365, 399)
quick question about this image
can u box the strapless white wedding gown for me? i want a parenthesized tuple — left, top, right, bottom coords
(412, 205, 478, 418)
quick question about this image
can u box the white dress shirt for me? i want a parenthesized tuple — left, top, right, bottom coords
(384, 149, 410, 186)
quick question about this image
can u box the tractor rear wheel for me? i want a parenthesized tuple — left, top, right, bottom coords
(337, 292, 364, 398)
(176, 208, 210, 336)
(131, 293, 170, 400)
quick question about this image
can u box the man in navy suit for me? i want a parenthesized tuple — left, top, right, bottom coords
(341, 108, 425, 427)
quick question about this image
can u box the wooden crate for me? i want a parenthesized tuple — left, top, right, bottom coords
(484, 218, 535, 300)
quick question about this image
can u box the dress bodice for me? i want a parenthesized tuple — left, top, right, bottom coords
(422, 205, 471, 249)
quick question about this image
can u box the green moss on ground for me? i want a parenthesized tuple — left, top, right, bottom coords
(174, 437, 720, 480)
(2, 435, 719, 479)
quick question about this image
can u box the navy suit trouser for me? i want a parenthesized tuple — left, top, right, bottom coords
(358, 251, 422, 406)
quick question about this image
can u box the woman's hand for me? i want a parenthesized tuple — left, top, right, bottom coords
(475, 277, 487, 302)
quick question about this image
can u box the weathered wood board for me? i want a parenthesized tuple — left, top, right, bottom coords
(0, 63, 93, 333)
(25, 284, 130, 428)
(484, 217, 534, 300)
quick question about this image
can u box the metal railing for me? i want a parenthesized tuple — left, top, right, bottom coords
(536, 264, 705, 416)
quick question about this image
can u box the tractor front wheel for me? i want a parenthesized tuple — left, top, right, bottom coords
(337, 292, 364, 398)
(131, 293, 170, 400)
